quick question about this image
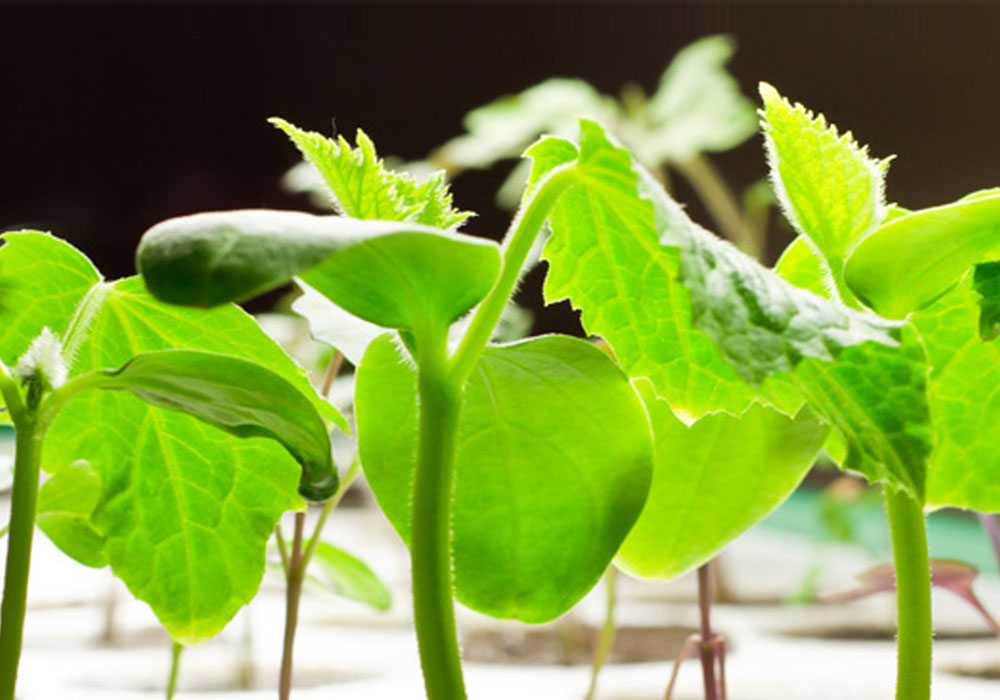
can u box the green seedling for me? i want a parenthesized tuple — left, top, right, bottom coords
(0, 232, 339, 699)
(523, 84, 1000, 700)
(136, 120, 655, 699)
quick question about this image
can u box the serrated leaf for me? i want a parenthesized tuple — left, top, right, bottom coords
(355, 334, 652, 622)
(434, 79, 615, 170)
(793, 325, 932, 501)
(911, 281, 1000, 511)
(272, 118, 473, 230)
(534, 122, 797, 418)
(43, 278, 321, 644)
(81, 349, 336, 501)
(760, 83, 890, 275)
(0, 231, 101, 367)
(616, 381, 827, 581)
(36, 460, 107, 568)
(137, 209, 500, 339)
(536, 120, 900, 420)
(309, 541, 391, 611)
(845, 193, 1000, 318)
(639, 34, 757, 163)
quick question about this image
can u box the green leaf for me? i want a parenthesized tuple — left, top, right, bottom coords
(974, 262, 1000, 341)
(760, 83, 890, 272)
(290, 281, 385, 367)
(355, 334, 652, 622)
(639, 34, 757, 163)
(774, 237, 834, 298)
(534, 121, 797, 418)
(43, 278, 321, 644)
(271, 118, 473, 229)
(0, 231, 101, 368)
(845, 193, 1000, 318)
(36, 461, 107, 569)
(911, 281, 1000, 511)
(137, 209, 501, 338)
(617, 381, 827, 580)
(79, 349, 336, 501)
(308, 541, 392, 611)
(793, 325, 932, 501)
(434, 79, 615, 170)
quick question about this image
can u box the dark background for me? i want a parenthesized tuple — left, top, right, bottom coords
(3, 1, 999, 331)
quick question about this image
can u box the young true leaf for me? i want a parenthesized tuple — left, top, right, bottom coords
(355, 333, 653, 622)
(639, 34, 757, 163)
(760, 83, 890, 281)
(774, 236, 833, 298)
(272, 118, 473, 230)
(910, 282, 1000, 511)
(75, 349, 336, 501)
(845, 193, 1000, 318)
(36, 461, 107, 568)
(793, 326, 932, 502)
(616, 381, 827, 581)
(308, 541, 392, 611)
(137, 209, 501, 337)
(41, 277, 326, 644)
(533, 123, 789, 418)
(536, 120, 898, 416)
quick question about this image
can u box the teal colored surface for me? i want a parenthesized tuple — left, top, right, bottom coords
(761, 487, 1000, 575)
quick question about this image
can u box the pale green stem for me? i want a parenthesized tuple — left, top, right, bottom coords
(278, 512, 306, 700)
(885, 487, 932, 700)
(166, 641, 182, 700)
(673, 155, 760, 259)
(412, 332, 466, 700)
(0, 415, 42, 700)
(449, 166, 577, 386)
(300, 458, 362, 574)
(584, 566, 618, 700)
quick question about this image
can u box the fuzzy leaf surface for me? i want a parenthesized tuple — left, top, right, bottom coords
(793, 325, 932, 501)
(43, 278, 320, 643)
(137, 209, 500, 336)
(845, 194, 1000, 318)
(536, 121, 797, 418)
(272, 118, 472, 229)
(760, 83, 889, 271)
(617, 382, 827, 581)
(84, 349, 335, 501)
(911, 281, 1000, 511)
(355, 334, 652, 622)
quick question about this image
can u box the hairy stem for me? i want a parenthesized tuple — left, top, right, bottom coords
(885, 488, 932, 700)
(584, 566, 618, 700)
(412, 334, 466, 700)
(278, 512, 306, 700)
(0, 415, 42, 700)
(696, 564, 719, 700)
(674, 155, 759, 259)
(166, 641, 182, 700)
(449, 166, 577, 386)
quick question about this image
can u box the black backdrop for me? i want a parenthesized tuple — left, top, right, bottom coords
(3, 1, 999, 333)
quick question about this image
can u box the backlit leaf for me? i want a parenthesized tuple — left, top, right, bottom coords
(36, 461, 107, 569)
(309, 541, 392, 611)
(616, 381, 827, 581)
(355, 334, 652, 622)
